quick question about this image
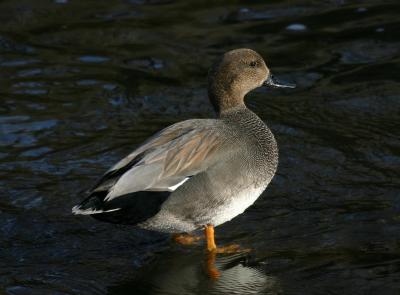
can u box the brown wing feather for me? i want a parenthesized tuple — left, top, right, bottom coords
(102, 119, 226, 200)
(109, 120, 213, 172)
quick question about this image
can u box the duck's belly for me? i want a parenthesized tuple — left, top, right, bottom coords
(139, 184, 266, 233)
(139, 156, 274, 233)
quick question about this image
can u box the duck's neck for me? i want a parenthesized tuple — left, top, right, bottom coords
(220, 104, 279, 176)
(209, 95, 245, 116)
(208, 79, 245, 116)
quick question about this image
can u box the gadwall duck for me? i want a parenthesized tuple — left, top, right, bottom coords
(72, 48, 295, 253)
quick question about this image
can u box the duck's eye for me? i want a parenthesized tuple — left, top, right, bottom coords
(249, 61, 258, 67)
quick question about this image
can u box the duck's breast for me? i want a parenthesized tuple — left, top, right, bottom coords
(209, 184, 267, 227)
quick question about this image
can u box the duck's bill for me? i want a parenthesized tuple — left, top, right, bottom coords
(264, 74, 296, 89)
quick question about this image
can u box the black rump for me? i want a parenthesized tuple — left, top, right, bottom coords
(76, 190, 170, 225)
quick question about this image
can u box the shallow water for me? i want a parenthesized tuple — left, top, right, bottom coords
(1, 0, 399, 294)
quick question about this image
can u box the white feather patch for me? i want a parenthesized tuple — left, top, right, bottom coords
(167, 177, 189, 191)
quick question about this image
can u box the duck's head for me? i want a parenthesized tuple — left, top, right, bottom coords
(208, 48, 295, 114)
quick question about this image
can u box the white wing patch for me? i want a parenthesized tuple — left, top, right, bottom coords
(167, 177, 189, 191)
(72, 205, 121, 215)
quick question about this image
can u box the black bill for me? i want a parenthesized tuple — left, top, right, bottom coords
(264, 74, 296, 89)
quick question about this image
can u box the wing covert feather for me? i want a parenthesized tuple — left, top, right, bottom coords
(98, 119, 226, 200)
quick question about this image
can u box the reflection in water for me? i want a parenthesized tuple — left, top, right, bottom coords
(109, 250, 281, 295)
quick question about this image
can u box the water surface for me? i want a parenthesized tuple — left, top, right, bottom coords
(1, 0, 399, 294)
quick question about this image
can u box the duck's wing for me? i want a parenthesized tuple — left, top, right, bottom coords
(92, 119, 225, 201)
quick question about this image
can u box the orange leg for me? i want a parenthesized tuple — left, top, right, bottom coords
(204, 224, 217, 251)
(204, 225, 220, 279)
(172, 233, 202, 245)
(203, 224, 251, 279)
(204, 224, 250, 253)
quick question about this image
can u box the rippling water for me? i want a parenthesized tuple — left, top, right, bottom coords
(1, 0, 399, 294)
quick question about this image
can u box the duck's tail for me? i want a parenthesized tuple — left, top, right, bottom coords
(72, 190, 170, 225)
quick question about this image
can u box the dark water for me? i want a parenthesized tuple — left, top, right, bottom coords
(1, 0, 399, 294)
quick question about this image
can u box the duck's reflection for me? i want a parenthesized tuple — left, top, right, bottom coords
(109, 250, 281, 295)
